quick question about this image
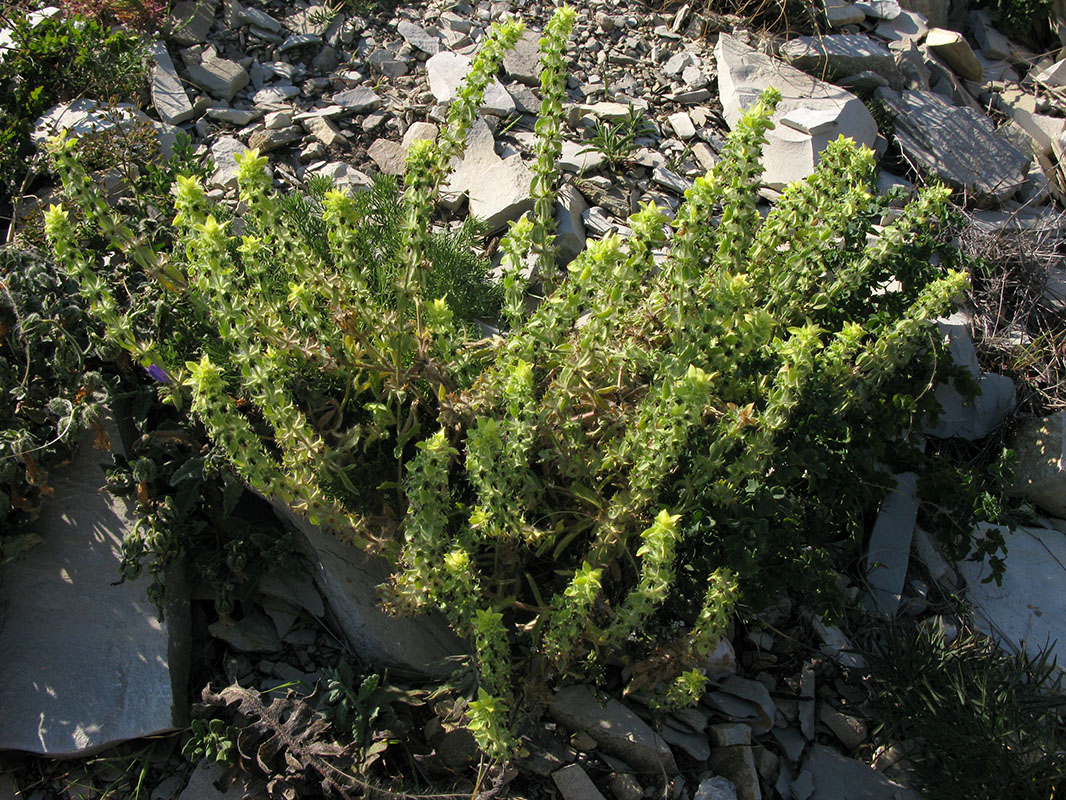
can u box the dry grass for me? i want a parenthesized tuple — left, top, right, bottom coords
(961, 208, 1066, 415)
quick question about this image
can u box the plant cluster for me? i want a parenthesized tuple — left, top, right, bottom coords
(0, 8, 146, 211)
(863, 621, 1066, 800)
(577, 103, 655, 171)
(0, 246, 103, 555)
(59, 0, 169, 31)
(47, 6, 975, 760)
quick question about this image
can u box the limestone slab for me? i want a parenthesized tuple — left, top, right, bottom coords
(428, 51, 514, 116)
(716, 34, 878, 188)
(960, 523, 1066, 676)
(802, 745, 918, 799)
(864, 472, 917, 616)
(0, 426, 188, 755)
(878, 88, 1028, 202)
(269, 501, 463, 676)
(149, 42, 196, 124)
(549, 684, 678, 774)
(780, 35, 899, 86)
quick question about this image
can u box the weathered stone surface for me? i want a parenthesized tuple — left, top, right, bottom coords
(445, 116, 533, 231)
(208, 135, 251, 189)
(427, 51, 514, 116)
(899, 0, 947, 27)
(549, 685, 678, 774)
(312, 161, 372, 192)
(555, 183, 587, 265)
(926, 312, 1016, 439)
(167, 0, 216, 45)
(824, 0, 866, 26)
(971, 11, 1014, 60)
(668, 110, 697, 139)
(661, 721, 711, 761)
(1009, 411, 1066, 516)
(239, 4, 281, 32)
(253, 84, 300, 105)
(177, 761, 250, 800)
(269, 500, 461, 675)
(855, 0, 902, 18)
(208, 612, 282, 652)
(817, 704, 867, 750)
(961, 523, 1066, 673)
(149, 42, 196, 124)
(184, 47, 249, 101)
(206, 106, 262, 125)
(999, 89, 1065, 157)
(780, 35, 899, 86)
(397, 19, 439, 55)
(333, 86, 381, 113)
(716, 34, 878, 188)
(367, 138, 406, 174)
(552, 764, 607, 800)
(874, 8, 928, 41)
(864, 472, 917, 616)
(771, 725, 807, 763)
(32, 99, 145, 147)
(1035, 57, 1066, 86)
(503, 28, 541, 85)
(925, 28, 983, 81)
(707, 676, 775, 735)
(709, 746, 761, 800)
(304, 115, 345, 147)
(248, 124, 302, 152)
(0, 425, 188, 755)
(803, 745, 918, 799)
(878, 88, 1028, 201)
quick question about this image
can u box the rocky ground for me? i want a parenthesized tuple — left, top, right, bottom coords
(2, 0, 1066, 797)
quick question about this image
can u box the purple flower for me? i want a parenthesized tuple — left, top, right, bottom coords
(146, 363, 170, 384)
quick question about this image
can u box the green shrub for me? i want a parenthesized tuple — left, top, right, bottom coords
(46, 7, 970, 758)
(0, 10, 146, 208)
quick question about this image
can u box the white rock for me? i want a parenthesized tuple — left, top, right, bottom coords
(925, 312, 1016, 440)
(971, 10, 1015, 60)
(149, 42, 195, 125)
(427, 51, 514, 116)
(206, 107, 262, 125)
(1009, 411, 1066, 517)
(811, 616, 865, 669)
(208, 135, 250, 189)
(961, 523, 1066, 675)
(899, 0, 948, 27)
(445, 117, 533, 231)
(781, 35, 899, 86)
(1035, 57, 1066, 86)
(0, 424, 187, 755)
(780, 107, 842, 136)
(864, 472, 918, 616)
(715, 34, 878, 189)
(313, 161, 372, 191)
(184, 47, 249, 102)
(367, 138, 406, 175)
(253, 85, 301, 106)
(854, 0, 902, 18)
(239, 5, 281, 32)
(557, 140, 607, 173)
(167, 0, 216, 45)
(668, 110, 697, 139)
(32, 99, 146, 147)
(503, 28, 541, 85)
(304, 115, 345, 147)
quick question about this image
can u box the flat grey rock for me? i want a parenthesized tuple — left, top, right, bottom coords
(269, 500, 463, 676)
(184, 48, 249, 102)
(555, 183, 587, 265)
(708, 745, 760, 800)
(239, 4, 281, 32)
(209, 612, 282, 652)
(0, 425, 188, 756)
(864, 472, 918, 616)
(167, 0, 215, 44)
(333, 86, 381, 113)
(802, 744, 918, 799)
(503, 28, 541, 85)
(780, 35, 899, 87)
(661, 721, 711, 761)
(206, 107, 262, 125)
(31, 99, 148, 147)
(427, 51, 514, 116)
(695, 776, 738, 800)
(824, 0, 866, 26)
(552, 764, 606, 800)
(716, 34, 877, 189)
(149, 41, 195, 124)
(874, 8, 928, 41)
(252, 84, 300, 106)
(878, 88, 1028, 202)
(549, 684, 678, 774)
(960, 523, 1066, 675)
(397, 19, 440, 55)
(444, 116, 533, 232)
(208, 135, 252, 189)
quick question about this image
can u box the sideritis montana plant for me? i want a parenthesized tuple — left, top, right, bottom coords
(45, 6, 966, 758)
